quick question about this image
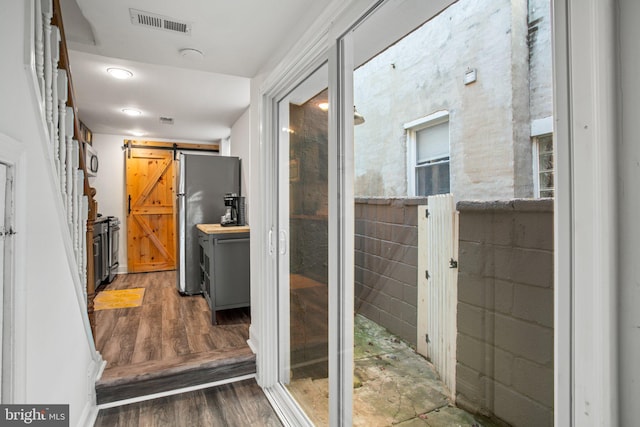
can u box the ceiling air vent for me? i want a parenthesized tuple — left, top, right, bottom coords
(129, 9, 192, 35)
(159, 116, 174, 125)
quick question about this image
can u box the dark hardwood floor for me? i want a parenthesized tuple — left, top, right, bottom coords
(95, 271, 256, 403)
(94, 378, 283, 427)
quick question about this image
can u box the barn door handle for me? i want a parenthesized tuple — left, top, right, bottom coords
(128, 195, 132, 215)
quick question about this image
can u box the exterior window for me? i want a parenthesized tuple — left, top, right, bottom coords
(534, 134, 554, 198)
(405, 111, 450, 196)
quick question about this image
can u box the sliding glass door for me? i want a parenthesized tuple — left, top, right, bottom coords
(262, 2, 459, 426)
(276, 63, 330, 425)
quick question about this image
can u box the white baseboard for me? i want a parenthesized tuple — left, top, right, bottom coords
(247, 324, 259, 354)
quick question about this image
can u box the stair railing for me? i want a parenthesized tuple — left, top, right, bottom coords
(36, 0, 98, 336)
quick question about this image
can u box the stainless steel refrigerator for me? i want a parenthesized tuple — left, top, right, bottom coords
(176, 153, 241, 294)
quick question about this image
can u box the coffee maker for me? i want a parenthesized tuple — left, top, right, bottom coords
(221, 193, 245, 226)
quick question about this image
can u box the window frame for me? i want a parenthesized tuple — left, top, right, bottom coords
(404, 110, 450, 196)
(532, 132, 554, 198)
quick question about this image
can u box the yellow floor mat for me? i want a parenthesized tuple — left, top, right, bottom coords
(94, 288, 145, 310)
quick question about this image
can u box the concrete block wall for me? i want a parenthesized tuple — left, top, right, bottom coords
(455, 199, 553, 427)
(354, 197, 427, 345)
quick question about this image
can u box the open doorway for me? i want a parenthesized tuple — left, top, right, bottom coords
(92, 142, 254, 405)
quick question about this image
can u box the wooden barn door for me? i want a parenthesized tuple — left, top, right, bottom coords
(126, 148, 176, 273)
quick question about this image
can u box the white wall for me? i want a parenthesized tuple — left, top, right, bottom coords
(0, 2, 98, 425)
(618, 0, 640, 422)
(91, 134, 128, 273)
(230, 107, 251, 220)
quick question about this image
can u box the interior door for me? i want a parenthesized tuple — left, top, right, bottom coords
(126, 148, 176, 273)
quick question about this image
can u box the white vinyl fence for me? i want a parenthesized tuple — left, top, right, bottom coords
(417, 194, 459, 400)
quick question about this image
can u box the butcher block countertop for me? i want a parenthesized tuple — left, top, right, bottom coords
(196, 224, 250, 234)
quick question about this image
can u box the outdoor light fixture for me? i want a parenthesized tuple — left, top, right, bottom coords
(107, 67, 133, 79)
(354, 106, 365, 125)
(318, 102, 365, 125)
(122, 108, 142, 116)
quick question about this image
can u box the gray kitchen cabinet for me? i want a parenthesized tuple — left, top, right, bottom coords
(197, 224, 250, 324)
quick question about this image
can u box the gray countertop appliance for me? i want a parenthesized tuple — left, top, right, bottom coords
(176, 153, 241, 295)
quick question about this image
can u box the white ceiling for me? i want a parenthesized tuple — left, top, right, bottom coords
(60, 0, 330, 143)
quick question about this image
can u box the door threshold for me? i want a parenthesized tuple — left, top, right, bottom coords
(97, 373, 256, 409)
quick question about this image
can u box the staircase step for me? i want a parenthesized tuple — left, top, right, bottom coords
(96, 346, 256, 404)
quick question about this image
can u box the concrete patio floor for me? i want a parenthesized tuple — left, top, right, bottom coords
(288, 314, 500, 426)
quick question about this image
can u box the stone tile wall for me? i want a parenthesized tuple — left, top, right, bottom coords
(455, 199, 554, 427)
(354, 197, 427, 345)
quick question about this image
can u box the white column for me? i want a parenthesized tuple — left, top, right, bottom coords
(56, 70, 68, 180)
(81, 193, 88, 297)
(41, 0, 53, 137)
(72, 145, 80, 264)
(34, 0, 44, 99)
(50, 26, 60, 150)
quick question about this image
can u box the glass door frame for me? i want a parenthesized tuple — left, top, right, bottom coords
(257, 25, 359, 425)
(258, 50, 336, 426)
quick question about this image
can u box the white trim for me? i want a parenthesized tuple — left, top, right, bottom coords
(531, 115, 554, 136)
(246, 326, 258, 354)
(0, 133, 27, 403)
(403, 110, 450, 130)
(255, 91, 278, 390)
(328, 34, 355, 427)
(263, 384, 314, 427)
(532, 136, 541, 197)
(554, 0, 618, 425)
(553, 3, 573, 424)
(78, 357, 106, 427)
(276, 93, 292, 386)
(532, 133, 553, 198)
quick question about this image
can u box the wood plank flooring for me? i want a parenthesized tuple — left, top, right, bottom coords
(94, 379, 282, 427)
(95, 271, 255, 403)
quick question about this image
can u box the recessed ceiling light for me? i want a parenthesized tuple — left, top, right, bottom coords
(107, 67, 133, 79)
(131, 130, 145, 137)
(122, 108, 142, 116)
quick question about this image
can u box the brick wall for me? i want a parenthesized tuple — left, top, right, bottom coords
(455, 199, 553, 427)
(354, 197, 427, 345)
